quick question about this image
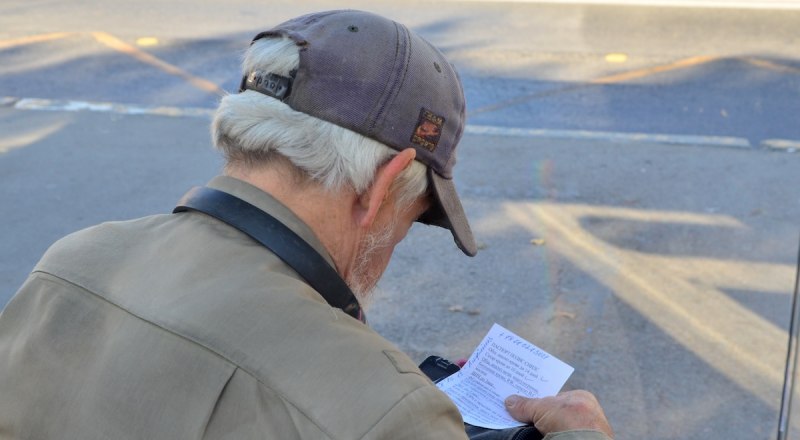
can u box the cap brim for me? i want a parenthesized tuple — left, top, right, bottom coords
(420, 168, 477, 256)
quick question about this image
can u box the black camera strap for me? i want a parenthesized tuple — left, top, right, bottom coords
(173, 186, 365, 323)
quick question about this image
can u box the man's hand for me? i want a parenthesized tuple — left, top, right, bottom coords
(504, 390, 614, 438)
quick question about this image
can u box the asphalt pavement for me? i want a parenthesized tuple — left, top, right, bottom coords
(2, 1, 800, 439)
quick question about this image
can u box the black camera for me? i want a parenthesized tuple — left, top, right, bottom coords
(418, 356, 461, 383)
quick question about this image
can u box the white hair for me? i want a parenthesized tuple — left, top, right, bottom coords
(211, 36, 428, 208)
(347, 215, 397, 309)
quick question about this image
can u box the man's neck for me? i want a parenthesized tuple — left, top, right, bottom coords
(224, 166, 361, 280)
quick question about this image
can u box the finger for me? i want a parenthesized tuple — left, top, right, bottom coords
(503, 395, 540, 424)
(504, 391, 615, 438)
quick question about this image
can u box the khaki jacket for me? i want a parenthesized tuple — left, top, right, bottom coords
(0, 176, 467, 439)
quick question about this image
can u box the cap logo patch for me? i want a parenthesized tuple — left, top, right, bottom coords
(411, 108, 445, 152)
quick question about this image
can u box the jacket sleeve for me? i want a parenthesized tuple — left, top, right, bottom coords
(544, 430, 613, 440)
(361, 385, 470, 440)
(466, 423, 611, 440)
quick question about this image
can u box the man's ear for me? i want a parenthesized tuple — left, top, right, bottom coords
(357, 148, 417, 228)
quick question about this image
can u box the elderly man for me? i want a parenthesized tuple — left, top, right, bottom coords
(0, 10, 612, 440)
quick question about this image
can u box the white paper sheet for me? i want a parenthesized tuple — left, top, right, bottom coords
(436, 323, 574, 429)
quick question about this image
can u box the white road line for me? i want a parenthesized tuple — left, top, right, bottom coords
(762, 139, 800, 152)
(11, 97, 215, 118)
(3, 96, 797, 152)
(466, 125, 753, 149)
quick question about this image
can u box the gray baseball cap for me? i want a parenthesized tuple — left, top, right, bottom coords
(240, 9, 477, 256)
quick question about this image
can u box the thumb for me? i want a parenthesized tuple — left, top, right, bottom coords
(504, 395, 538, 423)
